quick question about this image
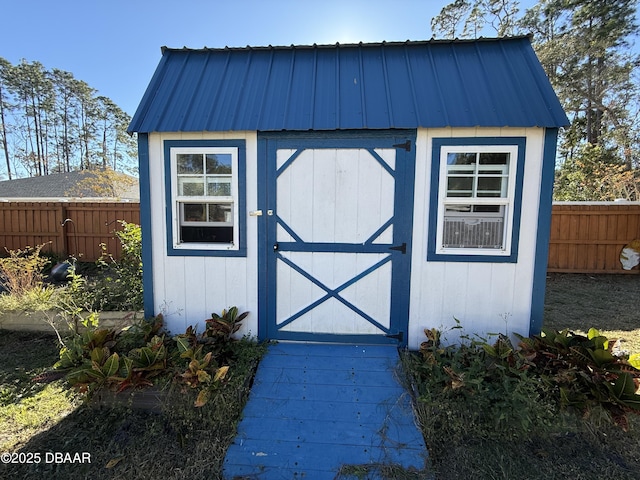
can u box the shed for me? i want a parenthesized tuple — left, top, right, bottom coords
(128, 36, 568, 348)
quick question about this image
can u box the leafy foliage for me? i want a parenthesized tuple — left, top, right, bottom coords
(554, 143, 640, 201)
(410, 324, 640, 438)
(431, 0, 520, 38)
(172, 308, 249, 406)
(200, 306, 249, 360)
(411, 326, 557, 439)
(0, 224, 142, 321)
(64, 168, 137, 198)
(55, 308, 252, 407)
(1, 329, 266, 480)
(517, 327, 640, 430)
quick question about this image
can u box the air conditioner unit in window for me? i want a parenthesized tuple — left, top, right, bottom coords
(443, 217, 504, 248)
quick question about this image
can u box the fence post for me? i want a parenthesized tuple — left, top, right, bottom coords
(57, 203, 67, 257)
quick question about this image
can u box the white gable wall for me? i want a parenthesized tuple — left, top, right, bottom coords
(408, 127, 544, 349)
(147, 131, 259, 338)
(145, 128, 546, 347)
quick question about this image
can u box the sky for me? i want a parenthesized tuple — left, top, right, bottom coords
(0, 0, 539, 117)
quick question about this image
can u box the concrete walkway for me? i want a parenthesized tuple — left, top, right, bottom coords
(222, 343, 429, 479)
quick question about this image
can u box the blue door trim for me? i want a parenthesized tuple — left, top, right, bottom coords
(257, 130, 416, 346)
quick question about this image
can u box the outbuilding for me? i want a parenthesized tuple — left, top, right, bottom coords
(128, 36, 568, 348)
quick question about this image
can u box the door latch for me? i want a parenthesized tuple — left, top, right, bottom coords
(389, 243, 407, 254)
(392, 140, 411, 151)
(385, 331, 404, 342)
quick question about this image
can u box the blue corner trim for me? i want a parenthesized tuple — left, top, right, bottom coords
(137, 133, 155, 318)
(427, 136, 526, 263)
(163, 139, 247, 257)
(530, 128, 558, 336)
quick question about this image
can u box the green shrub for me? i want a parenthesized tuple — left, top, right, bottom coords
(56, 308, 259, 408)
(516, 327, 640, 430)
(0, 244, 61, 314)
(406, 324, 640, 441)
(407, 327, 558, 441)
(0, 244, 50, 295)
(66, 221, 143, 311)
(0, 285, 58, 313)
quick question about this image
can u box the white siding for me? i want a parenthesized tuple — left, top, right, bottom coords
(147, 128, 546, 348)
(408, 128, 545, 349)
(147, 132, 259, 337)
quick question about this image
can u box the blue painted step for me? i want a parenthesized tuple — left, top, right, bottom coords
(223, 343, 430, 479)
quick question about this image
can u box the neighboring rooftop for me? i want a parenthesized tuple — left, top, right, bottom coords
(0, 170, 139, 201)
(128, 36, 569, 134)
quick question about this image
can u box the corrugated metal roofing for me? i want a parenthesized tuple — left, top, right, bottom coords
(128, 36, 569, 133)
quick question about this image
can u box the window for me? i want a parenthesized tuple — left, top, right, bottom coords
(165, 140, 246, 256)
(429, 138, 525, 262)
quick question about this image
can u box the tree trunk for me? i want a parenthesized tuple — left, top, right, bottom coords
(0, 84, 11, 180)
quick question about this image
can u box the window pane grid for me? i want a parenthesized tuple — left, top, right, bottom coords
(441, 149, 513, 251)
(446, 152, 508, 199)
(172, 147, 238, 246)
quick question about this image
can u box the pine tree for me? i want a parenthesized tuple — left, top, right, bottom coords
(432, 0, 640, 200)
(0, 59, 136, 179)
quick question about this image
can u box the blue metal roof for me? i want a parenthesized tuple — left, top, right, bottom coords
(128, 36, 568, 133)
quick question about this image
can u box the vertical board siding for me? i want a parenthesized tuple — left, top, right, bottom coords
(409, 127, 538, 349)
(548, 203, 640, 274)
(0, 202, 140, 261)
(147, 132, 259, 338)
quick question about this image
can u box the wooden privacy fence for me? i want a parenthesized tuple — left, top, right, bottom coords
(0, 201, 140, 262)
(548, 202, 640, 274)
(1, 201, 639, 272)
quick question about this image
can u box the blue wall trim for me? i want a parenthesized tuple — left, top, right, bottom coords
(137, 133, 155, 318)
(259, 129, 417, 148)
(427, 136, 527, 263)
(163, 139, 247, 257)
(257, 136, 269, 341)
(530, 128, 558, 335)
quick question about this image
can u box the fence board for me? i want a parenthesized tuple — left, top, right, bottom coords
(0, 201, 140, 262)
(1, 201, 638, 272)
(548, 203, 640, 274)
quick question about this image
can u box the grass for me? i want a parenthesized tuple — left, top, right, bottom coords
(0, 329, 266, 480)
(544, 273, 640, 353)
(0, 331, 80, 452)
(1, 273, 638, 479)
(336, 463, 428, 479)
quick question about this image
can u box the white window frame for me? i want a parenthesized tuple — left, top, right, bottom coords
(435, 144, 518, 256)
(169, 146, 240, 251)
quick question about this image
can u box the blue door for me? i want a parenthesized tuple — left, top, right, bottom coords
(258, 132, 415, 345)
